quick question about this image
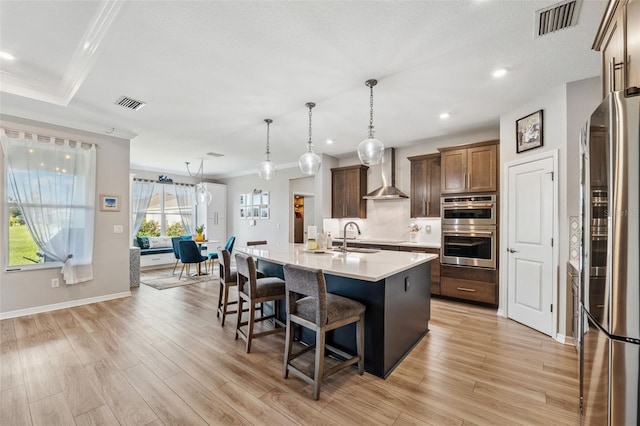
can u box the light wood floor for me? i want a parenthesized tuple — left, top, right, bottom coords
(1, 274, 579, 425)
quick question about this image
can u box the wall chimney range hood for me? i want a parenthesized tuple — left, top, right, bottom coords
(363, 148, 409, 200)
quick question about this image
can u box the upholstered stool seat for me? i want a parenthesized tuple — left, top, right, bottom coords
(282, 263, 365, 400)
(234, 252, 286, 353)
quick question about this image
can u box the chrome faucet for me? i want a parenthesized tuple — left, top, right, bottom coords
(341, 221, 361, 252)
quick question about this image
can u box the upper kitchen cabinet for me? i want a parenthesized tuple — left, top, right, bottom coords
(332, 165, 368, 218)
(439, 140, 498, 194)
(408, 153, 441, 217)
(593, 0, 640, 97)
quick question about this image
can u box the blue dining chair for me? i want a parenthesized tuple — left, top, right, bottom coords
(208, 236, 235, 272)
(178, 240, 209, 278)
(170, 237, 182, 274)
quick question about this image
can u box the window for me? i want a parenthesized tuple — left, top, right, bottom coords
(133, 182, 194, 238)
(2, 129, 96, 283)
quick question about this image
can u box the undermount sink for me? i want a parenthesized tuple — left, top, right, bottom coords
(343, 247, 380, 254)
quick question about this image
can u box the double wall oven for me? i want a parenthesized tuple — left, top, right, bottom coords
(441, 194, 496, 269)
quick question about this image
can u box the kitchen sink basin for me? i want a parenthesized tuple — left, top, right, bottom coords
(343, 247, 380, 254)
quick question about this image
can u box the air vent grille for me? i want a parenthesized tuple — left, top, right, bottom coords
(535, 0, 581, 38)
(207, 152, 224, 157)
(115, 95, 146, 110)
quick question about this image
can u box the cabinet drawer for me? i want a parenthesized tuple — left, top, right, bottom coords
(141, 252, 175, 269)
(441, 277, 495, 304)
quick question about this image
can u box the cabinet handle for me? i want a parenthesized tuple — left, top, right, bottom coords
(426, 201, 430, 216)
(609, 58, 615, 92)
(456, 287, 476, 292)
(464, 173, 468, 189)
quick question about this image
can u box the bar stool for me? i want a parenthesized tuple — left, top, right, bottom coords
(234, 252, 285, 353)
(282, 263, 365, 400)
(216, 248, 238, 326)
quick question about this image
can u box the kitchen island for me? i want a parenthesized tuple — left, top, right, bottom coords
(238, 243, 438, 378)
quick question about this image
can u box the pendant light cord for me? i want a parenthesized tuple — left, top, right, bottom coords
(306, 102, 315, 152)
(265, 119, 271, 159)
(368, 82, 375, 138)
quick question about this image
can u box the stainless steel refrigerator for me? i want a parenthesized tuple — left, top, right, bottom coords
(580, 91, 639, 425)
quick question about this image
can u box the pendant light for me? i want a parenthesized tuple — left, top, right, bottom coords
(185, 159, 212, 205)
(258, 118, 277, 180)
(357, 79, 384, 166)
(298, 102, 321, 176)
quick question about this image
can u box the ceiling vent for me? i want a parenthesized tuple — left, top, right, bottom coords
(207, 152, 225, 157)
(535, 0, 581, 38)
(115, 95, 146, 111)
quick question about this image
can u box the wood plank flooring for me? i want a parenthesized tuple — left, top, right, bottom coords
(0, 274, 579, 425)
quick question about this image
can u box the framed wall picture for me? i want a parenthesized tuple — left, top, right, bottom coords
(100, 194, 120, 212)
(260, 207, 270, 219)
(252, 192, 261, 206)
(240, 208, 246, 219)
(261, 191, 270, 205)
(516, 109, 543, 153)
(252, 206, 260, 219)
(239, 193, 246, 206)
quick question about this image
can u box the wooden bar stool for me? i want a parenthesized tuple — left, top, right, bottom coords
(234, 252, 285, 353)
(216, 248, 238, 326)
(282, 263, 365, 400)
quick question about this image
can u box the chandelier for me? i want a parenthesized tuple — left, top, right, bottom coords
(357, 79, 384, 166)
(258, 118, 277, 180)
(298, 102, 321, 176)
(185, 159, 212, 205)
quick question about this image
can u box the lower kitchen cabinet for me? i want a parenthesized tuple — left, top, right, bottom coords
(440, 265, 497, 305)
(399, 246, 440, 295)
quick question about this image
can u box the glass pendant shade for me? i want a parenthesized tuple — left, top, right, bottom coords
(196, 182, 212, 205)
(186, 160, 212, 205)
(357, 136, 384, 165)
(299, 102, 321, 176)
(299, 149, 321, 176)
(258, 118, 277, 180)
(258, 158, 277, 180)
(358, 79, 384, 166)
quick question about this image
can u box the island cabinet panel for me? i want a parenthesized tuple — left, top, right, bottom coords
(255, 257, 432, 378)
(440, 265, 497, 305)
(332, 165, 368, 218)
(408, 153, 441, 217)
(399, 246, 440, 295)
(439, 141, 498, 194)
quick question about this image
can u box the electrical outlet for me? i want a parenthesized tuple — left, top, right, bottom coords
(51, 278, 59, 288)
(114, 225, 124, 233)
(425, 225, 431, 233)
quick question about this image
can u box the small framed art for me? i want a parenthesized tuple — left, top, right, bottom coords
(100, 194, 120, 212)
(516, 109, 543, 153)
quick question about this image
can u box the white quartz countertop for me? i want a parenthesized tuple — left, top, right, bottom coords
(237, 243, 438, 282)
(333, 238, 441, 249)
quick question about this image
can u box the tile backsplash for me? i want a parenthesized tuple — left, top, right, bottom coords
(569, 216, 580, 262)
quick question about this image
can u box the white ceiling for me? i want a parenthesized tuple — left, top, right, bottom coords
(0, 0, 606, 179)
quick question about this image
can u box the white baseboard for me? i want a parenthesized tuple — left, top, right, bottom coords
(0, 291, 131, 320)
(496, 308, 506, 317)
(555, 333, 572, 345)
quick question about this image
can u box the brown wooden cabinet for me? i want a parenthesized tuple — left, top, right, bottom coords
(331, 165, 368, 218)
(408, 153, 441, 217)
(594, 0, 640, 97)
(439, 140, 498, 194)
(399, 246, 440, 295)
(440, 265, 497, 305)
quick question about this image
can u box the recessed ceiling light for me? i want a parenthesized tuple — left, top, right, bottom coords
(326, 139, 334, 145)
(439, 112, 450, 119)
(492, 68, 508, 78)
(83, 42, 91, 50)
(0, 51, 16, 61)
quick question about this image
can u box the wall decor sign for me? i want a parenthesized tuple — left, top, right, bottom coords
(100, 194, 120, 212)
(516, 109, 543, 153)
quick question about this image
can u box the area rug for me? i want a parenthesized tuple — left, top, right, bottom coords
(141, 266, 218, 290)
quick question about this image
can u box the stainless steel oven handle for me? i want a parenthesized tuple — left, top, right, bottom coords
(444, 230, 494, 235)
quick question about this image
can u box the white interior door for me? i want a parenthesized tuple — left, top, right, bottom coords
(507, 156, 555, 336)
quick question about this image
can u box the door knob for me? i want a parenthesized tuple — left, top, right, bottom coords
(507, 248, 518, 253)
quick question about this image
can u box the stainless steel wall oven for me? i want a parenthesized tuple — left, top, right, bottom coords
(441, 194, 496, 226)
(441, 194, 497, 269)
(441, 225, 496, 269)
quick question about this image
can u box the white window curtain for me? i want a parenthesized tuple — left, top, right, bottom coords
(174, 184, 194, 235)
(1, 129, 96, 284)
(131, 179, 155, 239)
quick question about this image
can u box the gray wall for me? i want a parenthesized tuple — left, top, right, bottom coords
(1, 115, 131, 318)
(498, 77, 600, 341)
